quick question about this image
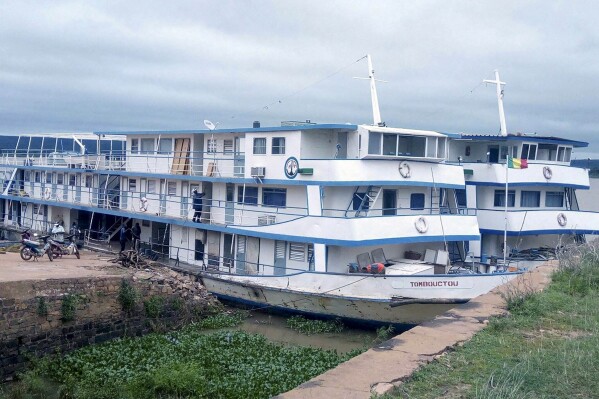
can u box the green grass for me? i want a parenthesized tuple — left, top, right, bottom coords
(1, 311, 357, 399)
(286, 315, 344, 335)
(385, 244, 599, 399)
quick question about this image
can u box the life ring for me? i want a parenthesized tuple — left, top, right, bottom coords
(415, 216, 428, 233)
(399, 162, 411, 178)
(543, 166, 553, 180)
(557, 213, 567, 227)
(43, 188, 51, 200)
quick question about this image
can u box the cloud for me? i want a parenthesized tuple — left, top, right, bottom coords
(0, 0, 598, 155)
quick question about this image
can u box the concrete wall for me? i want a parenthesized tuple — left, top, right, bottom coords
(0, 273, 218, 381)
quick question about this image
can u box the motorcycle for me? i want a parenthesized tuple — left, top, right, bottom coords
(49, 234, 80, 259)
(20, 229, 53, 261)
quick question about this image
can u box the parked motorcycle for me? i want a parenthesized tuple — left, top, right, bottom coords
(49, 234, 80, 259)
(20, 229, 53, 261)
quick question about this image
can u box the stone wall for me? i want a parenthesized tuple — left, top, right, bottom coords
(0, 268, 220, 381)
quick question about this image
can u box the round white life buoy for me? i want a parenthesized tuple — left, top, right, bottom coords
(543, 166, 553, 180)
(415, 216, 428, 233)
(557, 212, 567, 227)
(399, 162, 411, 178)
(44, 188, 51, 200)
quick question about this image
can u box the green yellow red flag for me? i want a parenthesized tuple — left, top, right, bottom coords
(507, 156, 528, 169)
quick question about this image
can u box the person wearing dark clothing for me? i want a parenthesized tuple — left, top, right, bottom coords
(132, 222, 141, 251)
(119, 225, 127, 253)
(192, 188, 206, 222)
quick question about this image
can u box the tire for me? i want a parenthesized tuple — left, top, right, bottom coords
(20, 247, 33, 261)
(75, 249, 80, 259)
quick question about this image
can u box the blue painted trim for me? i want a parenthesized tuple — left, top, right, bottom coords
(0, 194, 480, 245)
(7, 165, 466, 188)
(480, 228, 599, 236)
(465, 181, 589, 189)
(95, 124, 359, 136)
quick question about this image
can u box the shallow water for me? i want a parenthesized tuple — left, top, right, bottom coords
(231, 310, 380, 353)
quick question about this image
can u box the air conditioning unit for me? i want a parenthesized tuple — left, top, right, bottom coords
(250, 167, 266, 178)
(258, 215, 276, 226)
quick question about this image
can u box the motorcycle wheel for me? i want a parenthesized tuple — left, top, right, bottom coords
(47, 250, 53, 262)
(20, 247, 33, 261)
(75, 250, 80, 259)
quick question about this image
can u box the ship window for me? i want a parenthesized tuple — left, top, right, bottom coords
(46, 173, 52, 184)
(140, 138, 154, 154)
(253, 138, 266, 154)
(368, 133, 382, 154)
(521, 143, 537, 160)
(410, 193, 425, 210)
(129, 179, 137, 192)
(272, 137, 285, 155)
(546, 191, 564, 207)
(207, 139, 217, 153)
(24, 171, 30, 182)
(398, 135, 426, 157)
(521, 191, 540, 207)
(383, 134, 397, 155)
(69, 174, 76, 186)
(494, 190, 515, 207)
(564, 147, 572, 162)
(85, 175, 92, 188)
(223, 139, 233, 154)
(131, 139, 139, 154)
(57, 174, 63, 185)
(262, 188, 286, 207)
(34, 172, 40, 183)
(289, 242, 306, 262)
(158, 138, 173, 155)
(237, 186, 258, 205)
(147, 180, 157, 194)
(167, 182, 177, 196)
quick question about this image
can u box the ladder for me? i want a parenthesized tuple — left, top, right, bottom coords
(345, 186, 382, 217)
(2, 168, 18, 195)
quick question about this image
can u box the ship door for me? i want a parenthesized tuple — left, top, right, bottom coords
(382, 189, 397, 216)
(225, 183, 235, 224)
(274, 240, 286, 276)
(235, 235, 246, 274)
(488, 145, 499, 163)
(223, 233, 234, 271)
(234, 137, 245, 177)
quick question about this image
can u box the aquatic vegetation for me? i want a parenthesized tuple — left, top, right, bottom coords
(286, 315, 344, 335)
(19, 328, 351, 398)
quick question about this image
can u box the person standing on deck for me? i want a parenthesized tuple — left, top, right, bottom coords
(132, 222, 141, 251)
(119, 224, 127, 253)
(192, 188, 206, 222)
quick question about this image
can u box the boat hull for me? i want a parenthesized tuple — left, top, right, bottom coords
(199, 271, 519, 326)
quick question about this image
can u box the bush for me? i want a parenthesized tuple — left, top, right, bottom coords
(286, 315, 344, 335)
(61, 295, 78, 322)
(118, 279, 137, 313)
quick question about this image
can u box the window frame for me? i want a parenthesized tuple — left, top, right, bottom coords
(262, 187, 286, 207)
(520, 190, 541, 208)
(271, 137, 286, 155)
(237, 186, 259, 205)
(494, 190, 516, 207)
(130, 138, 139, 154)
(157, 138, 173, 155)
(410, 193, 426, 210)
(253, 138, 267, 155)
(545, 191, 564, 207)
(289, 242, 306, 262)
(140, 138, 155, 154)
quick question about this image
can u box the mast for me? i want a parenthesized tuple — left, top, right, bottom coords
(483, 70, 507, 136)
(367, 54, 383, 126)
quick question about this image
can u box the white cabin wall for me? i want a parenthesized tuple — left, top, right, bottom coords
(300, 131, 336, 159)
(243, 131, 301, 180)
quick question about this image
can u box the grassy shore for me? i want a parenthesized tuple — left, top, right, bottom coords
(386, 244, 599, 399)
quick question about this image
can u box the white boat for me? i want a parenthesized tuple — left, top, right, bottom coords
(0, 58, 543, 326)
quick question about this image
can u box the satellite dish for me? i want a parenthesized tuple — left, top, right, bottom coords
(204, 120, 216, 131)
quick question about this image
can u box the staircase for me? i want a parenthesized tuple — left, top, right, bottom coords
(2, 168, 18, 195)
(345, 186, 382, 217)
(97, 175, 121, 209)
(85, 215, 131, 250)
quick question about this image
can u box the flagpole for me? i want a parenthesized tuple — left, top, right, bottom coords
(504, 159, 509, 267)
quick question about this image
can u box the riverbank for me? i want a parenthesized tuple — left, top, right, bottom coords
(383, 244, 599, 398)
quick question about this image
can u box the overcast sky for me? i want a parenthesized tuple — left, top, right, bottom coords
(1, 1, 598, 157)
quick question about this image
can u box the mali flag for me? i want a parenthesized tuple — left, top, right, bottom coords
(508, 156, 528, 169)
